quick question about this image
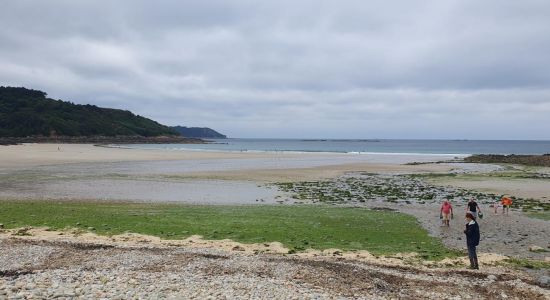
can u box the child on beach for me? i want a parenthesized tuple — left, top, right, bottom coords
(493, 200, 501, 214)
(464, 212, 480, 269)
(501, 196, 513, 215)
(440, 200, 453, 227)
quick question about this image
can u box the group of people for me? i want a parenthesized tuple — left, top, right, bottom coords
(438, 196, 513, 270)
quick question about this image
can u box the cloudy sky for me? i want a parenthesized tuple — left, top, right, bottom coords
(1, 1, 550, 139)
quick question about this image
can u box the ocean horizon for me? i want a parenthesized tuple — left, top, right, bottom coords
(121, 138, 550, 155)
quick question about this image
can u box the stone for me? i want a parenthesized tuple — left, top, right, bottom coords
(0, 223, 4, 228)
(529, 245, 545, 252)
(487, 275, 497, 281)
(538, 276, 550, 286)
(232, 246, 245, 251)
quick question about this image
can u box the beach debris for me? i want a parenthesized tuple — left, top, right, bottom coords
(14, 227, 32, 236)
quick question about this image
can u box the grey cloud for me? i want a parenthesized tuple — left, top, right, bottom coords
(1, 1, 550, 139)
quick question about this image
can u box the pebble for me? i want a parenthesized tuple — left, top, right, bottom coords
(529, 245, 545, 252)
(1, 229, 549, 299)
(538, 276, 550, 286)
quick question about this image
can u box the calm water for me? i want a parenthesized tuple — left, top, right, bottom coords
(125, 139, 550, 155)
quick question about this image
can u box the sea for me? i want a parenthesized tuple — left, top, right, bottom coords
(123, 139, 550, 155)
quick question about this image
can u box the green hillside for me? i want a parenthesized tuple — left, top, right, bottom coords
(171, 126, 227, 138)
(0, 87, 179, 137)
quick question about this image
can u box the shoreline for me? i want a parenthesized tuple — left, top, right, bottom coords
(108, 143, 472, 157)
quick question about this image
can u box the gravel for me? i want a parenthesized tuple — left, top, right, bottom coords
(1, 238, 549, 299)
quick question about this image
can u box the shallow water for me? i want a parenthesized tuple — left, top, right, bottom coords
(0, 153, 481, 204)
(125, 138, 550, 155)
(0, 178, 283, 204)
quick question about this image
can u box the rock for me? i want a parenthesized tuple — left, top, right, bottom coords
(0, 223, 4, 228)
(487, 275, 497, 281)
(232, 246, 245, 251)
(87, 227, 95, 231)
(529, 245, 545, 252)
(538, 276, 550, 286)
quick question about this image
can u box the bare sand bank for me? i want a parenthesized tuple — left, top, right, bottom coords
(0, 143, 298, 168)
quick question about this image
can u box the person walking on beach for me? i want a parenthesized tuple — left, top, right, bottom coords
(493, 200, 501, 215)
(440, 200, 453, 227)
(464, 212, 480, 269)
(501, 196, 513, 215)
(466, 198, 481, 219)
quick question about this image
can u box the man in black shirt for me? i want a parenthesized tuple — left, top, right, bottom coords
(464, 212, 480, 269)
(466, 198, 481, 219)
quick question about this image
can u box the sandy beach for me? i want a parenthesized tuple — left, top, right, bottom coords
(1, 143, 549, 298)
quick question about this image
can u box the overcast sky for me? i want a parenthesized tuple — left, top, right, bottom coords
(1, 1, 550, 139)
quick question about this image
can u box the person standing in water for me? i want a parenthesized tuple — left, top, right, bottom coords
(466, 198, 481, 219)
(440, 200, 453, 227)
(464, 212, 480, 269)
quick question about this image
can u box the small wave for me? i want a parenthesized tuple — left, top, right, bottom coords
(112, 144, 469, 157)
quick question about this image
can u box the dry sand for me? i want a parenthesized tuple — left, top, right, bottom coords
(0, 143, 456, 179)
(0, 143, 299, 168)
(180, 162, 456, 182)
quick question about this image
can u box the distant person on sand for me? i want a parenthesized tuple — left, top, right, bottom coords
(466, 198, 481, 219)
(464, 212, 480, 270)
(440, 200, 453, 227)
(501, 196, 513, 215)
(493, 200, 501, 215)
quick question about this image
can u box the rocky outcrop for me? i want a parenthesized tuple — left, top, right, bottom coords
(465, 154, 550, 167)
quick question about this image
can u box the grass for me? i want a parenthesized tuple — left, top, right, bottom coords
(527, 211, 550, 221)
(0, 201, 457, 260)
(502, 258, 550, 270)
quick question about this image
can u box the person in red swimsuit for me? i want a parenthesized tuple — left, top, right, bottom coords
(440, 199, 453, 227)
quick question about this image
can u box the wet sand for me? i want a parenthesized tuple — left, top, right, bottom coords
(428, 177, 550, 202)
(0, 143, 463, 204)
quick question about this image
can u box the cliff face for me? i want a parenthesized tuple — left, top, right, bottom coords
(171, 126, 227, 139)
(0, 86, 179, 137)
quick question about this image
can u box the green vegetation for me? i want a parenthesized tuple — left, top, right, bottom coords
(527, 211, 550, 221)
(275, 174, 496, 205)
(171, 126, 227, 139)
(0, 201, 456, 259)
(502, 258, 550, 270)
(0, 86, 178, 137)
